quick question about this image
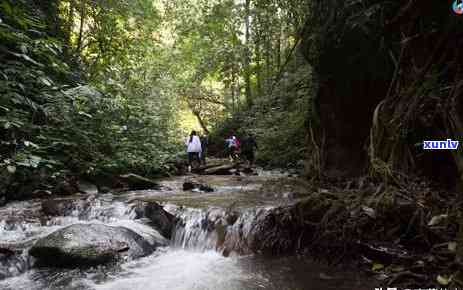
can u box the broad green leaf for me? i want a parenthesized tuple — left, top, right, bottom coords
(11, 53, 43, 67)
(362, 206, 376, 218)
(0, 2, 12, 16)
(437, 275, 452, 286)
(428, 214, 448, 226)
(24, 141, 39, 148)
(39, 77, 52, 86)
(16, 155, 42, 168)
(372, 263, 384, 271)
(78, 111, 93, 118)
(20, 44, 27, 54)
(448, 242, 457, 252)
(7, 165, 16, 173)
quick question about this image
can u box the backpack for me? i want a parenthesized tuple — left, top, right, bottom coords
(234, 138, 240, 149)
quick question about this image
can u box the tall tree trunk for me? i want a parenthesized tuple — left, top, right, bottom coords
(255, 35, 263, 99)
(66, 0, 76, 48)
(37, 0, 62, 37)
(458, 209, 463, 280)
(64, 0, 75, 53)
(276, 21, 281, 70)
(265, 31, 271, 96)
(244, 0, 252, 108)
(76, 0, 86, 53)
(231, 69, 236, 112)
(192, 110, 209, 134)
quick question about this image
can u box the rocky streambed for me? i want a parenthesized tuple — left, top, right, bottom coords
(0, 170, 373, 290)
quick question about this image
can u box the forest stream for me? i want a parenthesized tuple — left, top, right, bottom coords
(0, 170, 374, 290)
(2, 0, 462, 289)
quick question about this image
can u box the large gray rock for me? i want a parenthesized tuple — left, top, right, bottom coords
(29, 224, 156, 267)
(132, 201, 177, 239)
(119, 174, 160, 190)
(182, 181, 214, 192)
(77, 181, 98, 195)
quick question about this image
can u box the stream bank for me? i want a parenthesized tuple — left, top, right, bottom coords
(0, 168, 375, 290)
(0, 159, 460, 289)
(268, 177, 463, 289)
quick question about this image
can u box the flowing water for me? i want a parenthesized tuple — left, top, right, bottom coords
(0, 172, 374, 290)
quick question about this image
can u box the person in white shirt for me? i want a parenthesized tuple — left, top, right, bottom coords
(185, 130, 202, 172)
(225, 135, 239, 161)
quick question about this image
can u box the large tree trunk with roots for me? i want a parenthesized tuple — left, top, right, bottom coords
(301, 0, 463, 188)
(300, 0, 394, 178)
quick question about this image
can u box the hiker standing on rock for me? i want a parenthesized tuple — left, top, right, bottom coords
(241, 133, 258, 166)
(225, 135, 240, 162)
(185, 130, 202, 172)
(200, 132, 209, 165)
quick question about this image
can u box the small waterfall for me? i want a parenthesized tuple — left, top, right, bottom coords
(0, 173, 376, 290)
(171, 206, 272, 255)
(172, 207, 225, 251)
(44, 199, 137, 227)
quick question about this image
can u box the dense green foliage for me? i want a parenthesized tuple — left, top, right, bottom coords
(1, 0, 77, 199)
(211, 51, 312, 168)
(2, 0, 462, 204)
(205, 0, 313, 168)
(1, 0, 463, 285)
(0, 0, 318, 205)
(0, 0, 182, 202)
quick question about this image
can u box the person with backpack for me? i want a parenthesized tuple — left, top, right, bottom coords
(225, 135, 240, 162)
(233, 136, 240, 150)
(185, 130, 202, 172)
(241, 133, 258, 166)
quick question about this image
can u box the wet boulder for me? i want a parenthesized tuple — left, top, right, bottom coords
(225, 211, 240, 225)
(0, 170, 12, 205)
(98, 186, 111, 194)
(203, 164, 235, 175)
(41, 198, 90, 217)
(182, 181, 195, 191)
(182, 181, 214, 192)
(77, 181, 98, 195)
(132, 201, 177, 239)
(32, 189, 52, 198)
(52, 180, 79, 196)
(240, 166, 254, 174)
(29, 224, 155, 267)
(119, 174, 160, 190)
(0, 246, 30, 279)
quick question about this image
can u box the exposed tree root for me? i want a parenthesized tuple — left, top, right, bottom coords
(249, 176, 462, 288)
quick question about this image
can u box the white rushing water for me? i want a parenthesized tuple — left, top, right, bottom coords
(0, 174, 373, 290)
(91, 250, 261, 290)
